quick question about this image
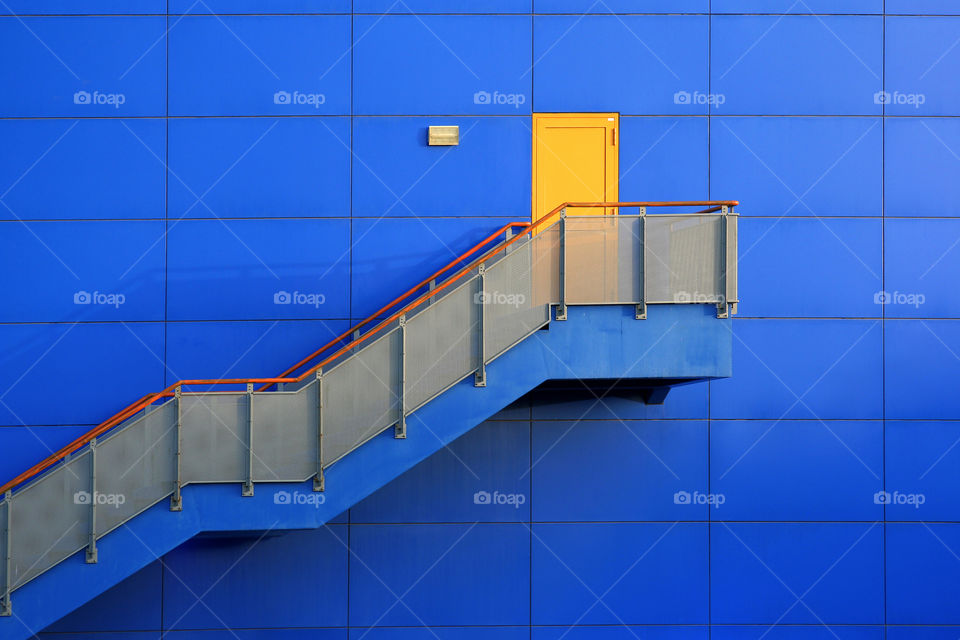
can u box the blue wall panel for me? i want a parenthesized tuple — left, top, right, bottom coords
(0, 426, 91, 488)
(711, 320, 883, 420)
(534, 0, 707, 11)
(884, 218, 960, 318)
(713, 0, 882, 12)
(354, 16, 531, 115)
(712, 628, 882, 640)
(886, 421, 960, 522)
(886, 118, 960, 216)
(0, 119, 166, 220)
(349, 523, 529, 626)
(534, 16, 708, 115)
(352, 117, 530, 217)
(171, 0, 351, 13)
(45, 563, 162, 633)
(532, 523, 708, 624)
(711, 16, 882, 115)
(885, 320, 960, 419)
(532, 420, 708, 522)
(886, 17, 960, 116)
(887, 1, 960, 13)
(887, 524, 960, 624)
(0, 1, 165, 13)
(711, 420, 883, 521)
(0, 17, 166, 117)
(737, 218, 882, 317)
(169, 16, 351, 116)
(358, 0, 530, 12)
(168, 117, 351, 218)
(711, 523, 884, 624)
(711, 117, 882, 217)
(167, 218, 351, 321)
(618, 117, 708, 203)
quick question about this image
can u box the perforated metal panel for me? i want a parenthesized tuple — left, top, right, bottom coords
(565, 216, 643, 304)
(95, 402, 177, 537)
(322, 329, 400, 466)
(180, 393, 247, 483)
(405, 278, 479, 411)
(644, 214, 723, 303)
(9, 451, 90, 588)
(483, 242, 550, 362)
(252, 386, 316, 482)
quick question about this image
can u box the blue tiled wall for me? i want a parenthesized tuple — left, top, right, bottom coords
(0, 2, 957, 637)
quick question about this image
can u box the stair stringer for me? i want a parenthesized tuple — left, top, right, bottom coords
(0, 304, 730, 639)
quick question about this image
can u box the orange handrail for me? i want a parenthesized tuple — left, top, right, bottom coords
(0, 200, 737, 496)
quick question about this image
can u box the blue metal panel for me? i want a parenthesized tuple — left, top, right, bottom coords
(711, 420, 883, 521)
(737, 218, 882, 317)
(170, 0, 351, 12)
(352, 629, 527, 640)
(887, 629, 960, 640)
(885, 320, 960, 420)
(0, 1, 164, 12)
(349, 523, 529, 626)
(713, 0, 882, 12)
(162, 528, 348, 630)
(166, 218, 351, 321)
(711, 523, 884, 624)
(532, 523, 708, 624)
(350, 217, 514, 318)
(712, 319, 882, 420)
(533, 628, 709, 640)
(886, 118, 960, 217)
(887, 17, 960, 116)
(43, 563, 161, 633)
(532, 420, 708, 522)
(618, 117, 708, 203)
(0, 427, 90, 488)
(886, 421, 960, 522)
(887, 1, 960, 13)
(353, 16, 531, 115)
(352, 117, 530, 217)
(0, 220, 165, 322)
(169, 16, 351, 116)
(533, 16, 708, 115)
(0, 322, 164, 426)
(168, 118, 351, 218)
(351, 421, 531, 524)
(712, 628, 883, 640)
(887, 523, 960, 624)
(357, 0, 530, 12)
(711, 16, 882, 115)
(885, 218, 960, 318)
(165, 319, 351, 387)
(165, 631, 345, 640)
(534, 0, 707, 11)
(711, 117, 882, 217)
(530, 383, 708, 420)
(0, 17, 166, 117)
(0, 119, 165, 221)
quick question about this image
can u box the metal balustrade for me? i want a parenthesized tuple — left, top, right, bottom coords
(0, 202, 737, 615)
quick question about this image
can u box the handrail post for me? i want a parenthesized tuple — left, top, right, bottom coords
(475, 264, 487, 387)
(636, 206, 647, 320)
(725, 205, 738, 317)
(313, 370, 325, 492)
(352, 329, 361, 354)
(395, 315, 407, 439)
(717, 205, 731, 319)
(1, 490, 11, 617)
(428, 279, 437, 306)
(170, 386, 183, 512)
(85, 438, 98, 564)
(242, 383, 255, 496)
(557, 208, 568, 321)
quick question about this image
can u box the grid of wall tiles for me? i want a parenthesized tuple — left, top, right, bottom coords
(1, 1, 959, 637)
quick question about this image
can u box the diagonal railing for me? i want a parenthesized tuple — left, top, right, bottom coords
(0, 200, 737, 617)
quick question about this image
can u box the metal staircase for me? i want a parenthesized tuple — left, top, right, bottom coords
(0, 201, 737, 636)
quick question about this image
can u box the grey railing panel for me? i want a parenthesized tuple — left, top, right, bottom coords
(180, 393, 247, 483)
(483, 240, 550, 362)
(565, 216, 643, 305)
(405, 278, 479, 412)
(96, 402, 177, 537)
(644, 214, 724, 303)
(322, 328, 401, 466)
(9, 451, 90, 589)
(252, 386, 316, 482)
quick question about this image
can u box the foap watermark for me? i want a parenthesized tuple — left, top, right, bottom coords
(874, 490, 925, 509)
(473, 490, 526, 509)
(473, 90, 526, 109)
(674, 90, 725, 107)
(874, 290, 925, 308)
(874, 91, 925, 108)
(273, 490, 326, 507)
(73, 90, 126, 109)
(474, 290, 526, 308)
(674, 490, 726, 509)
(74, 491, 126, 508)
(74, 290, 126, 308)
(274, 290, 326, 308)
(674, 291, 724, 304)
(273, 90, 326, 109)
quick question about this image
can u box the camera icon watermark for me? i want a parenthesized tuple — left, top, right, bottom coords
(873, 290, 925, 308)
(274, 290, 326, 308)
(74, 290, 126, 308)
(874, 490, 925, 508)
(73, 491, 126, 508)
(473, 90, 526, 109)
(273, 490, 325, 508)
(874, 91, 925, 108)
(474, 290, 525, 308)
(673, 90, 725, 107)
(473, 489, 526, 509)
(673, 291, 724, 304)
(673, 490, 725, 509)
(273, 90, 325, 109)
(73, 90, 126, 109)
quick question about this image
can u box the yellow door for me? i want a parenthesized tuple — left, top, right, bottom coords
(532, 113, 619, 224)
